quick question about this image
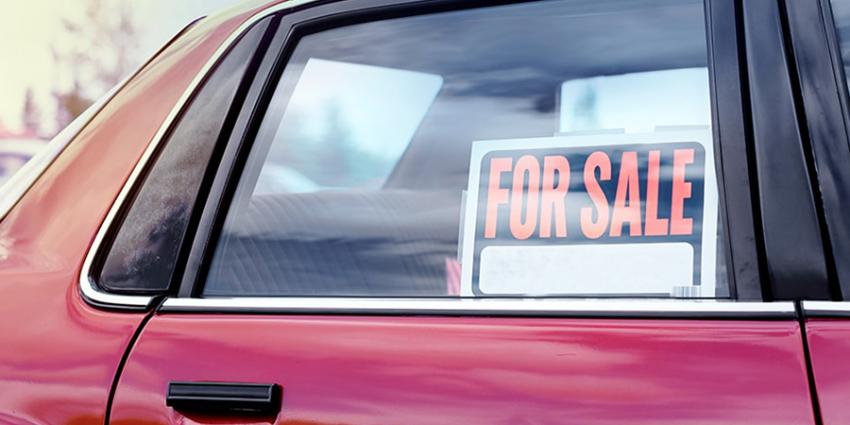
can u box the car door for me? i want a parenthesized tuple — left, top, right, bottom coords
(783, 1, 850, 424)
(96, 0, 825, 423)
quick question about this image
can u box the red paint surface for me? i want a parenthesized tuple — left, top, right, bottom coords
(0, 2, 280, 423)
(805, 319, 850, 425)
(110, 315, 815, 425)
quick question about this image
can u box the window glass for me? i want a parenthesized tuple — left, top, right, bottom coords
(205, 0, 728, 298)
(97, 19, 271, 293)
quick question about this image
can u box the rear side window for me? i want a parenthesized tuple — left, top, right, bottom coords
(205, 0, 728, 299)
(96, 19, 273, 293)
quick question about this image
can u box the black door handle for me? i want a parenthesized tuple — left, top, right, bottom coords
(166, 381, 282, 415)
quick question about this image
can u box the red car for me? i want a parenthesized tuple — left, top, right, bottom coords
(4, 0, 850, 423)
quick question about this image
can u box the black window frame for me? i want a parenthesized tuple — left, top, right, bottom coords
(730, 0, 836, 301)
(784, 0, 850, 301)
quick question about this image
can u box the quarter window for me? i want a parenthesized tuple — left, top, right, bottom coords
(97, 19, 273, 293)
(205, 0, 729, 298)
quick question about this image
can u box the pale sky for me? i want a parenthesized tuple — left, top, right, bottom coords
(0, 0, 241, 135)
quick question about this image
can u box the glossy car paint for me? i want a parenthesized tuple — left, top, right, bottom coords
(0, 4, 273, 423)
(805, 319, 850, 425)
(108, 315, 816, 424)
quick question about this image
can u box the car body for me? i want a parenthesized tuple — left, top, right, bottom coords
(3, 0, 850, 424)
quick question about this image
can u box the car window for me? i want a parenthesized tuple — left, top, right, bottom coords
(204, 0, 729, 299)
(96, 18, 274, 293)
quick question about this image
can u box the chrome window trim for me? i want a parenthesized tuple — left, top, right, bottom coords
(79, 1, 319, 310)
(802, 301, 850, 318)
(160, 297, 796, 319)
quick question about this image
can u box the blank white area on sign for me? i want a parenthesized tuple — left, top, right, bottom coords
(560, 67, 710, 134)
(478, 243, 694, 296)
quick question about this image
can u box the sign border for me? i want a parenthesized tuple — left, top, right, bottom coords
(459, 128, 718, 297)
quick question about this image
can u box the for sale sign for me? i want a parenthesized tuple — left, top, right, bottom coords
(459, 129, 717, 297)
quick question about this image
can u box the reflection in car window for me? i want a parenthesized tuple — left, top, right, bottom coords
(560, 68, 710, 133)
(205, 0, 729, 298)
(830, 1, 850, 101)
(253, 58, 443, 194)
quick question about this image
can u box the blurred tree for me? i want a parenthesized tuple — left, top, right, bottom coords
(21, 88, 41, 137)
(51, 0, 139, 133)
(288, 101, 392, 189)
